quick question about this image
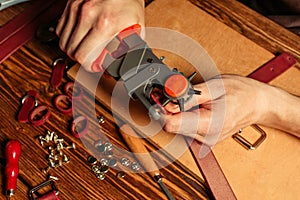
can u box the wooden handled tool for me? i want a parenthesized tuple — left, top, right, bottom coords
(118, 123, 175, 200)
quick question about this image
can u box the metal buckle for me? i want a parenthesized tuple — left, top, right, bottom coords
(232, 124, 267, 150)
(28, 176, 59, 200)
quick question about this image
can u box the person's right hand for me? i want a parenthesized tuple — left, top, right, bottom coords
(162, 75, 277, 146)
(56, 0, 145, 72)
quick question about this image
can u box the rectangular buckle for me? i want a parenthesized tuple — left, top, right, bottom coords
(232, 124, 267, 150)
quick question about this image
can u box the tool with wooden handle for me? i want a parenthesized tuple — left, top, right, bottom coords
(118, 123, 175, 200)
(5, 140, 22, 199)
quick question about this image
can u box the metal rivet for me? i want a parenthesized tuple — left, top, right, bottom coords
(100, 165, 109, 174)
(120, 158, 130, 167)
(100, 158, 109, 166)
(96, 173, 105, 180)
(131, 162, 141, 171)
(66, 143, 76, 150)
(94, 140, 103, 148)
(92, 165, 100, 173)
(108, 158, 117, 167)
(97, 116, 105, 124)
(87, 156, 97, 165)
(63, 155, 70, 163)
(116, 171, 126, 179)
(96, 144, 106, 153)
(104, 142, 113, 152)
(104, 150, 113, 158)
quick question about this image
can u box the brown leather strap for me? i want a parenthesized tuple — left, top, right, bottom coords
(189, 139, 237, 200)
(0, 0, 67, 63)
(248, 52, 297, 83)
(189, 52, 297, 199)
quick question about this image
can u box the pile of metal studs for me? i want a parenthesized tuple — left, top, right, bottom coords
(88, 140, 141, 180)
(38, 131, 76, 173)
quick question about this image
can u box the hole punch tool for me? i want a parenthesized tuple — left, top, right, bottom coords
(92, 24, 201, 120)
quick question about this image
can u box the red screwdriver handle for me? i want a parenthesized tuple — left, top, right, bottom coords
(5, 140, 22, 196)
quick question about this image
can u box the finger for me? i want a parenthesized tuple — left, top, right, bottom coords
(59, 0, 84, 52)
(164, 77, 226, 113)
(162, 109, 210, 136)
(72, 28, 114, 71)
(64, 0, 101, 58)
(56, 0, 72, 37)
(162, 110, 223, 147)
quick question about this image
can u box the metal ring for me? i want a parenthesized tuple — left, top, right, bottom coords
(232, 124, 267, 150)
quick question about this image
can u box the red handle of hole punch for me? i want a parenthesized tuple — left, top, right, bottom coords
(5, 140, 22, 196)
(92, 24, 142, 72)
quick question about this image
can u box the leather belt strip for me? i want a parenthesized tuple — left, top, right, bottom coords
(0, 0, 67, 63)
(189, 52, 296, 200)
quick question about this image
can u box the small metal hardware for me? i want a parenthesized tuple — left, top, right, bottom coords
(38, 130, 74, 173)
(97, 116, 105, 124)
(94, 140, 103, 148)
(131, 162, 141, 171)
(160, 56, 165, 62)
(100, 165, 109, 174)
(104, 150, 114, 158)
(92, 165, 100, 173)
(108, 158, 118, 167)
(96, 144, 106, 153)
(28, 176, 59, 200)
(116, 171, 126, 179)
(104, 142, 113, 151)
(120, 157, 130, 167)
(232, 124, 267, 150)
(100, 158, 109, 166)
(62, 154, 70, 163)
(66, 142, 76, 149)
(96, 173, 105, 180)
(87, 156, 98, 165)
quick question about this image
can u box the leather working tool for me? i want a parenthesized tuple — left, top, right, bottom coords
(18, 90, 51, 126)
(92, 24, 201, 120)
(118, 122, 178, 200)
(5, 140, 22, 199)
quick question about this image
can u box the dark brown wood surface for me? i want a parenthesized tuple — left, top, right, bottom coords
(0, 0, 299, 200)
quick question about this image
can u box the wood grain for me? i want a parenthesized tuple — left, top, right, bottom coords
(189, 0, 300, 63)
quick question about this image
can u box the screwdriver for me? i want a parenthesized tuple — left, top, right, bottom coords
(5, 140, 22, 199)
(118, 123, 175, 200)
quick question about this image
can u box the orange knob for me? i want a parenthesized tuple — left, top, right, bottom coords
(164, 74, 189, 98)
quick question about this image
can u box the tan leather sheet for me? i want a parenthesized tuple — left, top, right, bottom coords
(68, 0, 300, 199)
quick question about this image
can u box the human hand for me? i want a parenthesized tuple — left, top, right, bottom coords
(56, 0, 145, 71)
(162, 75, 271, 146)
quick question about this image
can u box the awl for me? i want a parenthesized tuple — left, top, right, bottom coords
(119, 123, 175, 200)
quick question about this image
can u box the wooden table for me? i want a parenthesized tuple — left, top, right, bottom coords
(0, 0, 299, 200)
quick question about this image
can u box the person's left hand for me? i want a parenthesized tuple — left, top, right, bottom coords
(56, 0, 145, 71)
